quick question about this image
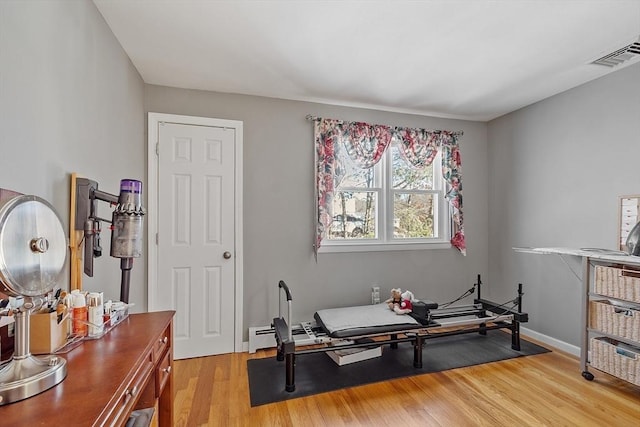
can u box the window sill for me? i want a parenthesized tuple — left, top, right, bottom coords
(318, 241, 452, 253)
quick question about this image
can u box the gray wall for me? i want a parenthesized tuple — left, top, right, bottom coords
(0, 1, 146, 308)
(487, 62, 640, 347)
(145, 86, 489, 334)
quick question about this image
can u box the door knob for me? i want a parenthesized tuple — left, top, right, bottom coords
(223, 251, 232, 259)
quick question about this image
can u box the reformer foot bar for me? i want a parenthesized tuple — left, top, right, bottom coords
(272, 275, 528, 392)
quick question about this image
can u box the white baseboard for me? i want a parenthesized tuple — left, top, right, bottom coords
(521, 326, 580, 357)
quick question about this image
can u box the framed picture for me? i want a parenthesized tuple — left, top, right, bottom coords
(619, 194, 640, 252)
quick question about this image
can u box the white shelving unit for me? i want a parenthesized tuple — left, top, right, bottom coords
(582, 256, 640, 384)
(515, 247, 640, 385)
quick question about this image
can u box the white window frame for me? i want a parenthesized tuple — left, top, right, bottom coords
(319, 143, 451, 253)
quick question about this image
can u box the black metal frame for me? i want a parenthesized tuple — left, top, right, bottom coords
(273, 275, 528, 393)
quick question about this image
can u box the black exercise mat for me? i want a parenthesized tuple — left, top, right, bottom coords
(247, 331, 550, 406)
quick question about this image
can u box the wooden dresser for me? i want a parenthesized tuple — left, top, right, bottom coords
(0, 310, 175, 426)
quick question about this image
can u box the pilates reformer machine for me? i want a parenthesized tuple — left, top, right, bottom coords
(272, 275, 528, 392)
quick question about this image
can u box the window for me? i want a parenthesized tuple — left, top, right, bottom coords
(313, 118, 464, 256)
(325, 139, 449, 250)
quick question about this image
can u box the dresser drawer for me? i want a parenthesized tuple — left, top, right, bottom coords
(105, 350, 155, 426)
(152, 325, 171, 364)
(156, 348, 172, 397)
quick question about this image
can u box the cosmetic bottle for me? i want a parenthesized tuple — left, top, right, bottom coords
(71, 290, 88, 337)
(87, 292, 104, 337)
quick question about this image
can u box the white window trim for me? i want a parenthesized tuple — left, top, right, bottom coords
(321, 144, 451, 253)
(318, 241, 452, 253)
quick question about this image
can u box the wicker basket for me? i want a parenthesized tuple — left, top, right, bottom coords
(589, 300, 640, 342)
(594, 265, 640, 303)
(590, 337, 640, 386)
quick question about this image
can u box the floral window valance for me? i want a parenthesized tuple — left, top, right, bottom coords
(312, 116, 465, 256)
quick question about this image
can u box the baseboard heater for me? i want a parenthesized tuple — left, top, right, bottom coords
(248, 321, 328, 353)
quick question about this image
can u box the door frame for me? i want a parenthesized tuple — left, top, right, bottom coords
(147, 112, 244, 353)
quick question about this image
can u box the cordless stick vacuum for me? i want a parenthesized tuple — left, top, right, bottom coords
(75, 178, 145, 303)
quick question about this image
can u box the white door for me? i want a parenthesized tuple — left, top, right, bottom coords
(148, 114, 243, 360)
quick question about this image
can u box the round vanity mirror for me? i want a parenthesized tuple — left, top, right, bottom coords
(0, 195, 67, 297)
(0, 194, 68, 405)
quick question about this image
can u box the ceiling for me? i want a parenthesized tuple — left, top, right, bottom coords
(93, 0, 640, 122)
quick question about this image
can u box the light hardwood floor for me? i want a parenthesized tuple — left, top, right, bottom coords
(173, 337, 640, 426)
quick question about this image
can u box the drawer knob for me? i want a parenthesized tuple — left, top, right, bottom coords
(160, 336, 168, 344)
(128, 385, 139, 397)
(163, 366, 172, 374)
(124, 385, 139, 403)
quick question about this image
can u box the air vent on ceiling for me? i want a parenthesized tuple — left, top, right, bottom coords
(591, 39, 640, 67)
